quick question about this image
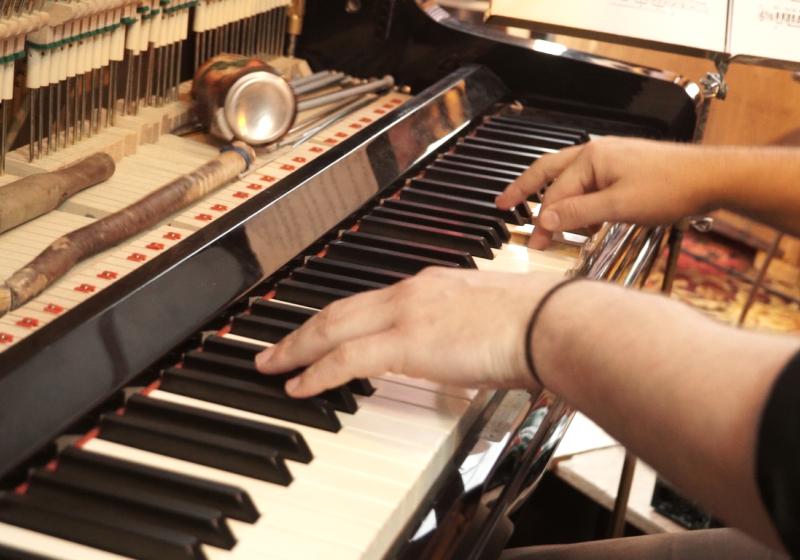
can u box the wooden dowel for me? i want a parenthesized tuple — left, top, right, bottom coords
(0, 142, 256, 318)
(0, 153, 116, 235)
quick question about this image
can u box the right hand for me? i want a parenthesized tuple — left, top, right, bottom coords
(495, 137, 719, 250)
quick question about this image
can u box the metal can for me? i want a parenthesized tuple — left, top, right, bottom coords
(192, 54, 296, 145)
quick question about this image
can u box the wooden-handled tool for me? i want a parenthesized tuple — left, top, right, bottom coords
(0, 142, 256, 318)
(0, 153, 116, 235)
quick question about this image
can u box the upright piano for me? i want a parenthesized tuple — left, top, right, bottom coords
(0, 1, 699, 559)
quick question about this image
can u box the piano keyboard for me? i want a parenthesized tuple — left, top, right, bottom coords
(0, 91, 412, 353)
(0, 106, 595, 559)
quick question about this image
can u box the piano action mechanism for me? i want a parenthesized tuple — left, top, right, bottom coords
(0, 1, 701, 559)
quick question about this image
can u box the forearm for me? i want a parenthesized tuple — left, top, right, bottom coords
(533, 281, 800, 547)
(706, 147, 800, 238)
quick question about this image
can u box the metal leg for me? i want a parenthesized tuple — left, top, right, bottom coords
(607, 452, 637, 538)
(738, 232, 783, 327)
(661, 218, 690, 295)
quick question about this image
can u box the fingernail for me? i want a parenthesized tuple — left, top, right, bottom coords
(285, 376, 300, 396)
(540, 210, 560, 230)
(254, 346, 275, 371)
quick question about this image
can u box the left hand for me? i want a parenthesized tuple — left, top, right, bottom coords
(254, 267, 562, 398)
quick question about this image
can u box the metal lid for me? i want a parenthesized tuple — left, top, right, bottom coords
(224, 71, 296, 145)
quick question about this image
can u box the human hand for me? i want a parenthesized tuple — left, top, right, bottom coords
(496, 137, 717, 250)
(254, 267, 562, 398)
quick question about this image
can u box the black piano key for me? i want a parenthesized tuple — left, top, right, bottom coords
(381, 198, 510, 242)
(370, 206, 502, 248)
(305, 256, 411, 285)
(347, 378, 375, 397)
(228, 315, 300, 344)
(203, 334, 270, 361)
(0, 544, 55, 560)
(453, 142, 540, 166)
(398, 188, 526, 225)
(0, 493, 205, 560)
(423, 166, 513, 191)
(179, 350, 358, 414)
(184, 348, 273, 376)
(408, 178, 533, 221)
(358, 215, 494, 260)
(440, 152, 530, 173)
(249, 299, 318, 323)
(487, 115, 590, 141)
(275, 278, 356, 308)
(27, 470, 236, 550)
(160, 368, 341, 432)
(56, 446, 259, 523)
(341, 230, 476, 269)
(197, 340, 268, 360)
(474, 126, 575, 150)
(409, 177, 505, 201)
(125, 394, 313, 464)
(462, 136, 553, 157)
(325, 240, 459, 275)
(430, 158, 522, 180)
(291, 268, 388, 293)
(482, 120, 585, 144)
(98, 413, 294, 485)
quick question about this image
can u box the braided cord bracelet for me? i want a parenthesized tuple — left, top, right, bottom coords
(524, 277, 584, 386)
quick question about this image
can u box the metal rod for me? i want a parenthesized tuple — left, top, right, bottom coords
(110, 61, 117, 126)
(47, 84, 53, 153)
(292, 72, 346, 95)
(98, 66, 105, 131)
(79, 73, 86, 140)
(134, 53, 142, 114)
(0, 102, 6, 175)
(145, 45, 154, 107)
(56, 81, 62, 149)
(28, 89, 35, 160)
(607, 452, 638, 538)
(124, 52, 133, 114)
(661, 218, 690, 295)
(296, 76, 394, 112)
(89, 69, 96, 137)
(738, 231, 783, 327)
(289, 70, 331, 87)
(37, 85, 43, 157)
(66, 77, 73, 144)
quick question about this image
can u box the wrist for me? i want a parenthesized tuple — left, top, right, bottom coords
(527, 278, 596, 390)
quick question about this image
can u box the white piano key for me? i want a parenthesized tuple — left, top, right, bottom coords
(376, 372, 480, 401)
(0, 522, 132, 560)
(147, 391, 433, 469)
(140, 386, 476, 558)
(82, 439, 397, 527)
(222, 333, 273, 347)
(227, 501, 376, 552)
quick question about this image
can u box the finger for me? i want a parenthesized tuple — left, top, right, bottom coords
(285, 331, 401, 398)
(526, 147, 602, 250)
(540, 189, 620, 233)
(256, 288, 395, 374)
(528, 223, 553, 250)
(496, 145, 583, 209)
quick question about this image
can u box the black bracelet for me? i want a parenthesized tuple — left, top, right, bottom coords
(524, 277, 583, 386)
